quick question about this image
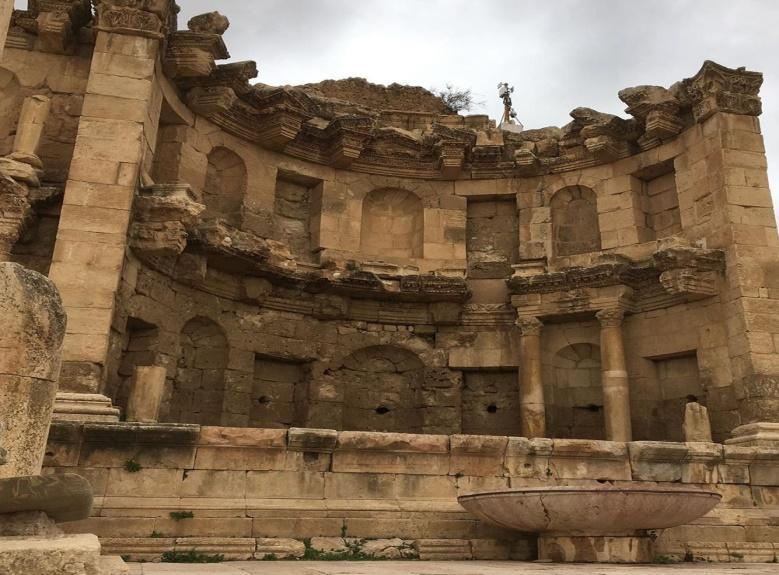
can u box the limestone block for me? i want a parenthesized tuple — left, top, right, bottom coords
(0, 264, 67, 476)
(629, 441, 688, 481)
(100, 537, 174, 561)
(414, 538, 472, 560)
(504, 437, 552, 478)
(0, 474, 92, 521)
(0, 511, 62, 537)
(255, 537, 305, 559)
(333, 431, 450, 474)
(0, 534, 102, 575)
(287, 427, 337, 453)
(449, 435, 508, 477)
(126, 366, 166, 422)
(309, 536, 354, 553)
(549, 439, 631, 480)
(174, 537, 254, 560)
(361, 538, 416, 558)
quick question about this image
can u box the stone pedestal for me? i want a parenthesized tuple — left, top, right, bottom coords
(516, 317, 545, 438)
(538, 534, 654, 563)
(0, 263, 66, 479)
(725, 422, 779, 448)
(596, 308, 632, 442)
(126, 366, 166, 422)
(52, 393, 120, 423)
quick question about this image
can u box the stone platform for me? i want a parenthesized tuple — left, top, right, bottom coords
(125, 561, 778, 575)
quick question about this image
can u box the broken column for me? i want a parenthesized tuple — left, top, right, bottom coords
(684, 402, 713, 443)
(10, 95, 52, 169)
(596, 308, 632, 442)
(126, 365, 167, 422)
(0, 262, 66, 479)
(0, 95, 52, 259)
(516, 316, 546, 438)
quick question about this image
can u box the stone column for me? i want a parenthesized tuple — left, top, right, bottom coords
(517, 317, 546, 438)
(46, 0, 174, 410)
(0, 262, 67, 479)
(10, 95, 52, 168)
(0, 0, 13, 61)
(596, 308, 632, 442)
(126, 365, 166, 422)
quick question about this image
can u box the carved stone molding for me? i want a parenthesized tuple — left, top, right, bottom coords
(515, 316, 543, 336)
(596, 308, 625, 327)
(93, 0, 178, 39)
(659, 268, 719, 299)
(679, 60, 763, 122)
(130, 183, 205, 257)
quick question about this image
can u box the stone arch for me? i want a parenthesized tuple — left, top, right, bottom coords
(546, 342, 605, 439)
(360, 188, 424, 259)
(337, 345, 426, 432)
(203, 146, 247, 225)
(166, 316, 229, 425)
(550, 185, 601, 257)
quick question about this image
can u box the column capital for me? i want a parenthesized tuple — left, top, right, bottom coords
(596, 308, 625, 327)
(515, 316, 543, 336)
(93, 0, 178, 39)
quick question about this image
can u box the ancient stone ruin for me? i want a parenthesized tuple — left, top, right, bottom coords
(0, 0, 777, 567)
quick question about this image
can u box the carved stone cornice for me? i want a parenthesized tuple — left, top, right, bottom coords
(185, 86, 237, 116)
(325, 117, 374, 168)
(659, 269, 719, 299)
(515, 316, 543, 336)
(177, 61, 259, 95)
(596, 307, 625, 327)
(678, 60, 763, 122)
(619, 85, 685, 142)
(10, 0, 92, 53)
(164, 30, 229, 79)
(129, 184, 205, 257)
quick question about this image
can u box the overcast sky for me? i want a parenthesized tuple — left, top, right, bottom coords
(20, 0, 779, 212)
(174, 0, 779, 214)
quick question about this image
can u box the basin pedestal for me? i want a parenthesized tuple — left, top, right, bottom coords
(458, 485, 721, 564)
(538, 534, 654, 563)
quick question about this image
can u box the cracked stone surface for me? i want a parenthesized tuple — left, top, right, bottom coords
(126, 562, 779, 575)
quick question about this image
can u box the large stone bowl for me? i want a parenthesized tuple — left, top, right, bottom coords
(458, 484, 721, 536)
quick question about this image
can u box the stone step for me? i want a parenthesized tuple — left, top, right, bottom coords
(414, 538, 472, 560)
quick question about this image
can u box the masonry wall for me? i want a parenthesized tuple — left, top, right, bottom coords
(43, 423, 779, 562)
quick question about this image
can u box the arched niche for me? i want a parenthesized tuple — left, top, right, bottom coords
(360, 188, 424, 259)
(166, 316, 229, 425)
(203, 147, 247, 225)
(550, 185, 601, 257)
(337, 345, 425, 433)
(546, 342, 605, 439)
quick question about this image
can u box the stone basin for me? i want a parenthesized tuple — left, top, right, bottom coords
(458, 484, 722, 536)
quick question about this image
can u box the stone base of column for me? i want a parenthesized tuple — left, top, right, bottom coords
(52, 393, 120, 423)
(538, 535, 655, 563)
(725, 422, 779, 448)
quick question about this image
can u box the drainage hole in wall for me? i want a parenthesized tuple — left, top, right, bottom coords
(257, 396, 271, 405)
(686, 394, 699, 403)
(486, 404, 498, 414)
(375, 406, 390, 415)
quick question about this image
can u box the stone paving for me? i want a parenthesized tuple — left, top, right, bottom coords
(126, 561, 779, 575)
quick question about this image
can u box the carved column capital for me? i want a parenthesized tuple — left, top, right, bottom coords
(596, 308, 625, 327)
(93, 0, 178, 39)
(515, 316, 543, 336)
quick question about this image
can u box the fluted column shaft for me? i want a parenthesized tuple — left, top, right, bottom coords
(517, 317, 545, 438)
(596, 308, 632, 442)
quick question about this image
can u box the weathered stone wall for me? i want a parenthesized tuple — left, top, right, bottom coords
(43, 423, 779, 562)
